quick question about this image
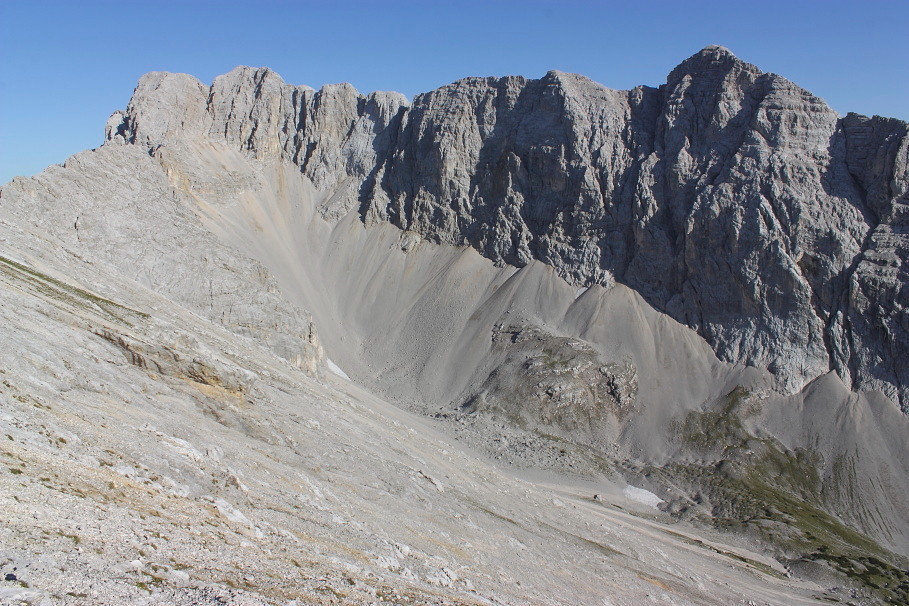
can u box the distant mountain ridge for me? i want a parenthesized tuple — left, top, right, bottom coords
(103, 45, 909, 412)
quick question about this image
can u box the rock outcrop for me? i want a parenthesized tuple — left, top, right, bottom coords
(99, 46, 909, 411)
(0, 143, 325, 376)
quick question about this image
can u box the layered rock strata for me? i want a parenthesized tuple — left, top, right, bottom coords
(98, 46, 909, 410)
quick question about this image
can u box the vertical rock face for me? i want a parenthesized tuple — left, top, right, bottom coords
(111, 66, 410, 220)
(836, 114, 909, 403)
(99, 48, 909, 411)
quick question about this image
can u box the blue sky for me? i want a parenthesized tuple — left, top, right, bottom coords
(2, 0, 907, 185)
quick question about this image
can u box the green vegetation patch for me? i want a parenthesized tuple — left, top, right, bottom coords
(0, 255, 149, 323)
(662, 387, 909, 603)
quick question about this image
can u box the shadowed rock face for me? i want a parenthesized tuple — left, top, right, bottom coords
(103, 46, 909, 411)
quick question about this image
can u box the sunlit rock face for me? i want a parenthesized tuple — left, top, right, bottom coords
(2, 47, 908, 605)
(105, 46, 909, 411)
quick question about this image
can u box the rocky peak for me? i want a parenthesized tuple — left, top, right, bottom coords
(111, 71, 209, 146)
(102, 54, 909, 412)
(666, 45, 759, 86)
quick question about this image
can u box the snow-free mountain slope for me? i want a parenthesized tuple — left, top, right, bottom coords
(2, 46, 908, 604)
(105, 46, 909, 411)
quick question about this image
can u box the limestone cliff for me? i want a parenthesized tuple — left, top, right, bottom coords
(3, 49, 909, 601)
(100, 46, 909, 411)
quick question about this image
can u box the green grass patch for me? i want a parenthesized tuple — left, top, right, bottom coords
(0, 255, 149, 323)
(662, 386, 909, 602)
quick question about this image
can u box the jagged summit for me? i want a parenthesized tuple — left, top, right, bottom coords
(666, 44, 761, 85)
(684, 44, 747, 66)
(691, 43, 740, 61)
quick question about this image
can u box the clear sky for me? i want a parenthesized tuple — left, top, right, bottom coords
(1, 0, 907, 185)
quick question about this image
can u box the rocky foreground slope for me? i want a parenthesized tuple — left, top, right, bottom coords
(1, 47, 908, 604)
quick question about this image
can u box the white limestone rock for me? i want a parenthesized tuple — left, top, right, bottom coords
(98, 46, 909, 411)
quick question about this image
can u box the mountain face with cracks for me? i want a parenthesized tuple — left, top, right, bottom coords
(2, 46, 908, 604)
(107, 45, 909, 412)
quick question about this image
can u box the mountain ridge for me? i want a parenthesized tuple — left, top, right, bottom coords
(96, 46, 909, 412)
(2, 47, 908, 603)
